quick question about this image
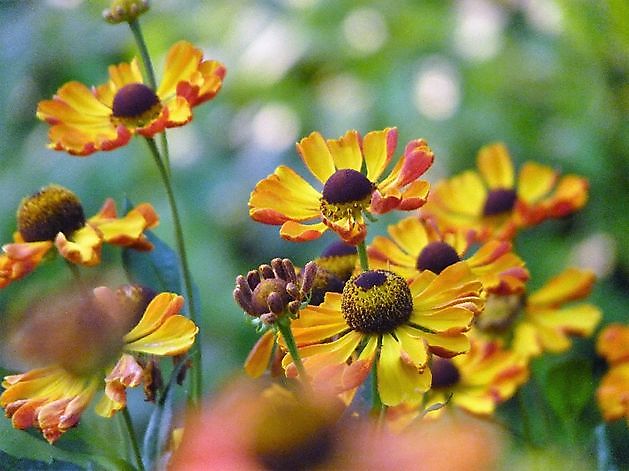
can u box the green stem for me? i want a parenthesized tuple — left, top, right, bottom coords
(357, 240, 369, 272)
(145, 138, 202, 404)
(65, 260, 81, 281)
(277, 317, 310, 389)
(122, 407, 145, 471)
(128, 19, 157, 90)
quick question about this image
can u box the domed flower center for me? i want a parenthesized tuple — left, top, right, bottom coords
(320, 240, 358, 258)
(316, 240, 358, 284)
(341, 270, 413, 334)
(430, 358, 461, 389)
(17, 185, 86, 242)
(322, 169, 374, 205)
(482, 188, 517, 216)
(112, 83, 161, 120)
(416, 241, 461, 274)
(309, 268, 345, 306)
(474, 294, 523, 333)
(250, 278, 288, 316)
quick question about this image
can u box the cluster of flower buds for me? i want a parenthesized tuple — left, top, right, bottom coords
(234, 258, 317, 324)
(103, 0, 149, 24)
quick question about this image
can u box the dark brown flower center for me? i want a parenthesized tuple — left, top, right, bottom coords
(430, 358, 461, 389)
(341, 270, 412, 334)
(482, 188, 517, 216)
(17, 185, 86, 242)
(416, 241, 461, 274)
(309, 268, 345, 306)
(320, 240, 358, 258)
(112, 83, 160, 118)
(251, 278, 288, 315)
(321, 169, 374, 204)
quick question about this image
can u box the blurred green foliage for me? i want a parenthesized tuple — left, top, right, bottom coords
(0, 0, 627, 467)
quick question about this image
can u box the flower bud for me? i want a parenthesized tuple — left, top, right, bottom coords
(103, 0, 149, 24)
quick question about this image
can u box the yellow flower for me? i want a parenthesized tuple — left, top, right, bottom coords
(283, 264, 484, 406)
(475, 268, 601, 359)
(0, 289, 198, 443)
(368, 215, 529, 294)
(249, 128, 434, 244)
(0, 185, 158, 288)
(596, 324, 629, 424)
(422, 143, 589, 241)
(37, 41, 225, 156)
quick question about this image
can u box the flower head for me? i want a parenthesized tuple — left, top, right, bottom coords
(284, 263, 484, 406)
(0, 287, 198, 442)
(103, 0, 149, 23)
(37, 41, 225, 156)
(422, 143, 589, 241)
(0, 185, 158, 288)
(475, 268, 601, 359)
(309, 240, 358, 306)
(368, 216, 529, 294)
(596, 324, 629, 424)
(249, 128, 434, 244)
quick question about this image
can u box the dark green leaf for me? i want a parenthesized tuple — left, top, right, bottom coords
(543, 358, 594, 422)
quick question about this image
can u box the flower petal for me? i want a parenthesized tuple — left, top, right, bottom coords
(125, 315, 198, 356)
(477, 143, 514, 190)
(528, 268, 595, 307)
(364, 127, 398, 181)
(124, 293, 184, 343)
(517, 162, 557, 203)
(280, 220, 329, 242)
(327, 129, 363, 172)
(244, 331, 277, 378)
(296, 131, 336, 183)
(55, 225, 102, 266)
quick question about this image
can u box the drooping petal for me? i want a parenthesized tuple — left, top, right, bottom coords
(55, 224, 102, 266)
(89, 200, 159, 250)
(296, 131, 336, 183)
(96, 353, 144, 418)
(477, 143, 514, 190)
(597, 363, 629, 422)
(124, 293, 184, 343)
(527, 268, 595, 307)
(244, 331, 277, 378)
(279, 220, 329, 242)
(125, 315, 198, 355)
(0, 241, 52, 288)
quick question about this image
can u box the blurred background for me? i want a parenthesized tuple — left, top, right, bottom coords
(0, 0, 627, 467)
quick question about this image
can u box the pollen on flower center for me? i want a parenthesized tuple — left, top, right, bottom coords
(416, 241, 461, 274)
(112, 83, 160, 119)
(341, 270, 412, 334)
(322, 169, 374, 204)
(483, 188, 517, 216)
(17, 185, 86, 242)
(250, 278, 288, 315)
(430, 358, 461, 389)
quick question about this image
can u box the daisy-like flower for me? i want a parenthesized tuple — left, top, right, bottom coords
(36, 41, 225, 156)
(475, 268, 601, 359)
(283, 263, 484, 406)
(0, 287, 198, 443)
(309, 240, 358, 306)
(249, 128, 434, 245)
(368, 216, 529, 295)
(421, 143, 589, 241)
(596, 324, 629, 424)
(0, 184, 158, 288)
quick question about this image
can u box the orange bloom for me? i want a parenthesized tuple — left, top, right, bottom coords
(0, 289, 198, 443)
(596, 324, 629, 424)
(0, 185, 158, 288)
(37, 41, 225, 156)
(368, 216, 529, 294)
(249, 128, 434, 244)
(422, 143, 589, 241)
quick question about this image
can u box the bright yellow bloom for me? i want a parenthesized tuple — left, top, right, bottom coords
(422, 143, 589, 241)
(476, 268, 601, 359)
(0, 290, 198, 443)
(249, 128, 434, 244)
(596, 324, 629, 424)
(368, 216, 529, 294)
(283, 263, 484, 406)
(0, 185, 158, 288)
(37, 41, 225, 156)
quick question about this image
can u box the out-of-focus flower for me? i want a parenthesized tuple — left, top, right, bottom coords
(0, 287, 198, 443)
(170, 380, 504, 471)
(37, 41, 225, 156)
(368, 215, 529, 294)
(234, 258, 317, 378)
(0, 185, 158, 288)
(249, 128, 434, 244)
(596, 324, 629, 424)
(103, 0, 149, 23)
(422, 143, 589, 241)
(284, 264, 484, 406)
(309, 240, 358, 305)
(475, 268, 601, 359)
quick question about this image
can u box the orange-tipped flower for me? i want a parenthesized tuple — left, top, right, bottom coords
(596, 324, 629, 424)
(249, 128, 434, 245)
(37, 41, 225, 156)
(0, 185, 158, 288)
(422, 142, 589, 241)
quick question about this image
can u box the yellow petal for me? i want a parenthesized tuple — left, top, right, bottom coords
(157, 41, 203, 98)
(327, 129, 363, 171)
(125, 315, 198, 355)
(296, 131, 336, 183)
(388, 216, 429, 258)
(55, 225, 102, 266)
(528, 268, 595, 307)
(124, 293, 184, 343)
(517, 162, 556, 203)
(477, 143, 514, 189)
(244, 331, 277, 378)
(364, 127, 397, 181)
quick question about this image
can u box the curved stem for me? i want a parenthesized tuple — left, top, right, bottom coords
(357, 240, 369, 272)
(128, 19, 157, 90)
(145, 138, 202, 404)
(122, 407, 145, 471)
(276, 316, 310, 390)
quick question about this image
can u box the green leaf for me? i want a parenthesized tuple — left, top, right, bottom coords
(122, 229, 182, 295)
(543, 358, 594, 422)
(0, 417, 133, 471)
